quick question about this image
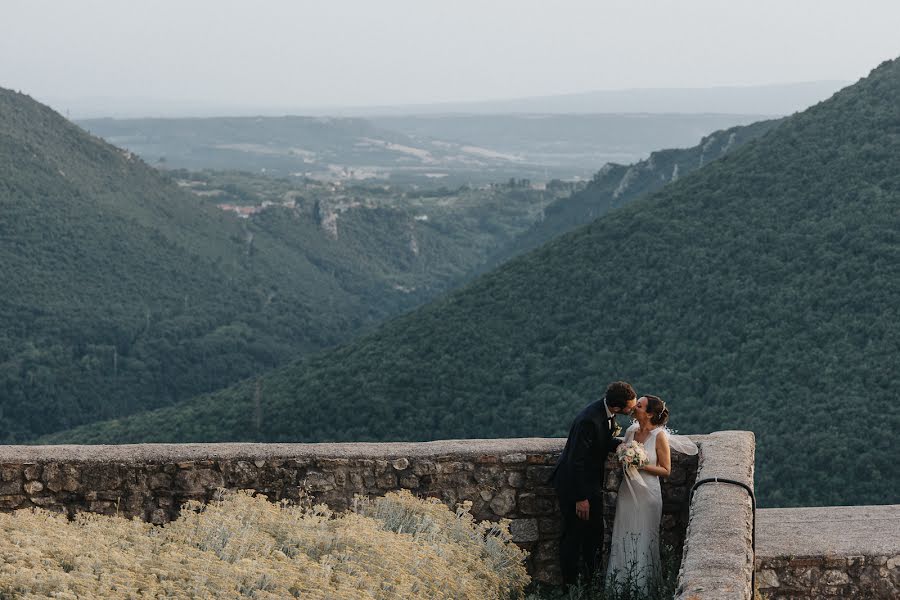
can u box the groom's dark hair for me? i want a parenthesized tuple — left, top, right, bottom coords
(604, 381, 636, 408)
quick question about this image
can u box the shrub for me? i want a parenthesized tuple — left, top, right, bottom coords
(0, 490, 529, 599)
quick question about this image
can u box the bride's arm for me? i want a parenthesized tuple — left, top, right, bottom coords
(640, 432, 671, 477)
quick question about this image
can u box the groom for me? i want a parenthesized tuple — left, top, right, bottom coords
(550, 380, 637, 587)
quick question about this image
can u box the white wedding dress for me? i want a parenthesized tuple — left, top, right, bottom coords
(605, 423, 698, 592)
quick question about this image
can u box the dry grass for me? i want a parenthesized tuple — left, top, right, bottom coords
(0, 490, 529, 599)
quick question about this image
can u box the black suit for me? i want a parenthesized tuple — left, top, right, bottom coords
(550, 398, 622, 586)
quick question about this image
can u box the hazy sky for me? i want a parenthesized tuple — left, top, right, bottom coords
(2, 0, 899, 112)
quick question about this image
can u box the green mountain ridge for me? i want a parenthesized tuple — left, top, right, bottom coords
(0, 89, 555, 441)
(46, 57, 900, 508)
(0, 88, 383, 439)
(490, 117, 783, 266)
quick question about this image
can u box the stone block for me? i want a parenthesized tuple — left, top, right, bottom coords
(510, 518, 539, 542)
(399, 475, 420, 489)
(446, 472, 477, 487)
(508, 471, 525, 488)
(81, 463, 128, 491)
(0, 465, 20, 482)
(0, 495, 25, 509)
(148, 472, 173, 490)
(490, 488, 516, 516)
(536, 538, 560, 557)
(456, 486, 480, 501)
(474, 466, 504, 485)
(89, 500, 118, 515)
(257, 467, 296, 490)
(30, 496, 59, 507)
(0, 481, 22, 495)
(526, 454, 549, 465)
(661, 485, 687, 504)
(666, 468, 686, 485)
(436, 461, 472, 474)
(375, 472, 397, 489)
(525, 466, 555, 486)
(91, 484, 125, 501)
(518, 493, 556, 516)
(411, 460, 436, 476)
(43, 463, 80, 493)
(23, 465, 42, 481)
(822, 569, 850, 585)
(123, 494, 145, 517)
(174, 469, 224, 494)
(757, 569, 780, 589)
(220, 461, 258, 485)
(391, 458, 410, 471)
(302, 471, 336, 493)
(477, 454, 499, 464)
(23, 480, 43, 495)
(788, 557, 824, 568)
(604, 468, 621, 491)
(823, 554, 847, 569)
(538, 517, 562, 536)
(501, 453, 526, 464)
(333, 470, 347, 487)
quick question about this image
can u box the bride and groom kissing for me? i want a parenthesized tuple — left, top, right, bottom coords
(550, 381, 697, 593)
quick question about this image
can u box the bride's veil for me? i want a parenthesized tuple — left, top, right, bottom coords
(664, 427, 699, 455)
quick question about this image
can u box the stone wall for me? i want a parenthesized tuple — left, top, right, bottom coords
(756, 504, 900, 599)
(0, 438, 699, 584)
(675, 430, 756, 600)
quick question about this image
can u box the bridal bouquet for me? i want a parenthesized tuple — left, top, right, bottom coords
(615, 440, 648, 470)
(616, 440, 649, 493)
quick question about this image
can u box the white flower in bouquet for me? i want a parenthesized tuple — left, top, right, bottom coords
(615, 440, 648, 470)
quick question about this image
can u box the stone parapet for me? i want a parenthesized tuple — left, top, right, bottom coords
(756, 504, 900, 599)
(0, 437, 700, 584)
(675, 430, 756, 600)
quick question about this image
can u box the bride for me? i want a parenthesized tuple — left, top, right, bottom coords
(605, 395, 697, 592)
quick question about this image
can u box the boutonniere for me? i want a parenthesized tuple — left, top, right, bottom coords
(611, 419, 622, 438)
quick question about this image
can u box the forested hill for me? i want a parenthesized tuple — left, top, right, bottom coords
(43, 57, 900, 509)
(490, 117, 783, 266)
(1, 89, 546, 442)
(0, 88, 391, 440)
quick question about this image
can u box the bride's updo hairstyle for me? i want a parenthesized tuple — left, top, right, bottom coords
(645, 395, 669, 427)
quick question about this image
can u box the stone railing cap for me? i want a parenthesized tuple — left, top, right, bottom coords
(676, 430, 756, 600)
(757, 504, 900, 558)
(0, 434, 710, 464)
